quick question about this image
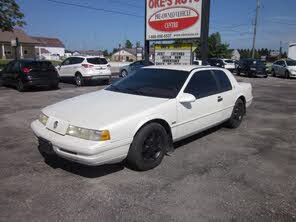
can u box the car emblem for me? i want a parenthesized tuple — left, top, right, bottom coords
(53, 121, 58, 129)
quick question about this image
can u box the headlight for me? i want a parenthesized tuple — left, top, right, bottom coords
(66, 125, 110, 141)
(39, 113, 49, 126)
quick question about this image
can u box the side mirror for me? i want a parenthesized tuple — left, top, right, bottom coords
(179, 93, 196, 104)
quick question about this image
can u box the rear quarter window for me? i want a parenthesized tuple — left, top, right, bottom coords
(212, 70, 232, 92)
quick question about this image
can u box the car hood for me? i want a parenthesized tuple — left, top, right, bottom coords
(288, 66, 296, 71)
(43, 89, 169, 129)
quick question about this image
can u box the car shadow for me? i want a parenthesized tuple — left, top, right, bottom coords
(173, 124, 224, 149)
(44, 156, 124, 178)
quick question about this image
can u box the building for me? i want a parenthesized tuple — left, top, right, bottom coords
(231, 49, 240, 60)
(0, 29, 39, 59)
(73, 50, 103, 57)
(111, 48, 138, 62)
(32, 36, 65, 60)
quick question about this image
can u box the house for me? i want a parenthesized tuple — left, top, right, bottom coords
(73, 50, 103, 57)
(111, 48, 138, 62)
(0, 29, 39, 59)
(231, 49, 241, 60)
(32, 36, 65, 60)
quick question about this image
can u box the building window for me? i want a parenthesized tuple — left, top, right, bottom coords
(24, 50, 28, 55)
(5, 50, 11, 54)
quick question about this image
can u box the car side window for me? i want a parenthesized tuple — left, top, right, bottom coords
(62, 58, 71, 66)
(212, 70, 232, 93)
(71, 57, 84, 64)
(5, 61, 16, 72)
(184, 70, 219, 99)
(11, 61, 20, 72)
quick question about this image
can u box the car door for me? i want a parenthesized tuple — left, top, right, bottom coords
(58, 58, 72, 77)
(211, 69, 236, 120)
(130, 61, 141, 73)
(10, 61, 21, 85)
(176, 69, 223, 139)
(1, 61, 14, 84)
(278, 61, 285, 76)
(4, 61, 18, 85)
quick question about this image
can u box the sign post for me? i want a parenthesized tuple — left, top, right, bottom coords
(145, 0, 210, 65)
(200, 0, 211, 65)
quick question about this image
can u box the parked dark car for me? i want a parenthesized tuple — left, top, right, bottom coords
(237, 59, 268, 78)
(0, 59, 59, 91)
(207, 58, 224, 68)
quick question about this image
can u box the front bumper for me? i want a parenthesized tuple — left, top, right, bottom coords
(31, 120, 130, 166)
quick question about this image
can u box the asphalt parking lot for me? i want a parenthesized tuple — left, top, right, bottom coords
(0, 76, 295, 222)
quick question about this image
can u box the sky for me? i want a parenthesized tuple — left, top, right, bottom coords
(17, 0, 296, 51)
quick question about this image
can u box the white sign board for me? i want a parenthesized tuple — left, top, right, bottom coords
(146, 0, 202, 40)
(154, 44, 192, 65)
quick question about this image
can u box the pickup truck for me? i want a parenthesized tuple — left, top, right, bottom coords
(31, 66, 253, 171)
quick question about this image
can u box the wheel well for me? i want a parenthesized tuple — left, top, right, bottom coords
(135, 119, 173, 141)
(238, 96, 246, 113)
(75, 72, 82, 77)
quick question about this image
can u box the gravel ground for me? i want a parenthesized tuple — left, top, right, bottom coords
(0, 76, 295, 222)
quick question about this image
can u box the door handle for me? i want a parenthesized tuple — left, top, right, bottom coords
(218, 96, 223, 102)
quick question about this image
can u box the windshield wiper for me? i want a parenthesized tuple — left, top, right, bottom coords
(109, 85, 122, 92)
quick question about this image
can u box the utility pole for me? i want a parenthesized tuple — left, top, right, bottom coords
(252, 0, 260, 59)
(200, 0, 211, 65)
(279, 41, 282, 59)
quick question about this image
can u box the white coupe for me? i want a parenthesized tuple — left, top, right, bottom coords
(31, 66, 253, 171)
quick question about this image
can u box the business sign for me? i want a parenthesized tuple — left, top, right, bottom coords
(146, 0, 202, 40)
(154, 44, 192, 65)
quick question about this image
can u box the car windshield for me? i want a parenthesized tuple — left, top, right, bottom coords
(286, 60, 296, 66)
(106, 68, 189, 99)
(224, 60, 233, 63)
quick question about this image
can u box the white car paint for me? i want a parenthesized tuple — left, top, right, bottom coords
(222, 59, 236, 71)
(31, 66, 253, 166)
(57, 56, 111, 81)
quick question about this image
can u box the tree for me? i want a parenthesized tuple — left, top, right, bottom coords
(136, 41, 141, 48)
(0, 0, 26, 31)
(125, 40, 133, 48)
(207, 32, 231, 58)
(102, 49, 109, 57)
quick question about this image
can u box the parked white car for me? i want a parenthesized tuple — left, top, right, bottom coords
(31, 66, 253, 171)
(222, 59, 236, 72)
(272, 59, 296, 78)
(119, 60, 154, 77)
(57, 56, 112, 86)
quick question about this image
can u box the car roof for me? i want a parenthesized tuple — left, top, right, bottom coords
(143, 65, 211, 72)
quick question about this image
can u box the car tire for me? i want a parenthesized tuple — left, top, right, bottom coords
(272, 69, 276, 77)
(237, 70, 240, 76)
(75, 73, 84, 86)
(121, 70, 128, 77)
(126, 123, 168, 171)
(16, 79, 25, 92)
(51, 82, 59, 90)
(225, 99, 245, 129)
(285, 71, 290, 79)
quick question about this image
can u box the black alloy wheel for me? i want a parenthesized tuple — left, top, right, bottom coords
(127, 123, 168, 171)
(225, 99, 245, 129)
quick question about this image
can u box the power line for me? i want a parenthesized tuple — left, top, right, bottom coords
(46, 0, 144, 18)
